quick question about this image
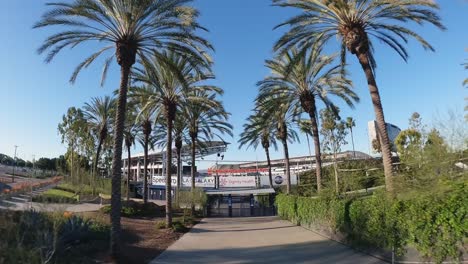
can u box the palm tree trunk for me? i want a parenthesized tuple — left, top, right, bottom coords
(110, 63, 130, 257)
(127, 143, 131, 202)
(190, 134, 196, 214)
(305, 133, 314, 180)
(93, 138, 103, 195)
(176, 144, 181, 206)
(281, 139, 291, 194)
(165, 107, 175, 228)
(301, 94, 323, 193)
(356, 52, 393, 192)
(350, 127, 356, 158)
(264, 147, 273, 188)
(308, 111, 322, 193)
(143, 133, 149, 204)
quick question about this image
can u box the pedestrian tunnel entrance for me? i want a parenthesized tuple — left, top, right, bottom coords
(205, 188, 276, 217)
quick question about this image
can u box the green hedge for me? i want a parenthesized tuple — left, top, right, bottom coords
(32, 189, 79, 204)
(276, 182, 467, 263)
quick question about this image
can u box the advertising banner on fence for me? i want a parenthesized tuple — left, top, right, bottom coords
(259, 174, 298, 187)
(152, 176, 257, 188)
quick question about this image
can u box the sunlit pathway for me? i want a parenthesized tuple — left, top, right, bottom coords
(151, 217, 386, 264)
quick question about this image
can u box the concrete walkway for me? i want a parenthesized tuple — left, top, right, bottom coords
(152, 217, 386, 264)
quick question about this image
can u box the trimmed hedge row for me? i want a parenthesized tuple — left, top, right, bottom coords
(276, 182, 467, 263)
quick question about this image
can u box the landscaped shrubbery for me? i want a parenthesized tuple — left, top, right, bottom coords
(276, 181, 467, 263)
(32, 189, 79, 204)
(100, 200, 164, 218)
(0, 210, 109, 263)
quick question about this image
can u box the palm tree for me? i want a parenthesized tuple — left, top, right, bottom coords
(257, 47, 358, 192)
(239, 111, 277, 188)
(130, 89, 157, 204)
(133, 52, 217, 227)
(274, 0, 444, 192)
(346, 117, 356, 158)
(35, 0, 213, 254)
(256, 97, 299, 194)
(298, 119, 314, 176)
(83, 96, 115, 192)
(184, 90, 232, 211)
(153, 111, 189, 205)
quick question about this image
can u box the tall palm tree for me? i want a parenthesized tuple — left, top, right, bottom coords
(83, 96, 115, 191)
(153, 111, 189, 204)
(298, 119, 314, 175)
(346, 117, 356, 158)
(133, 52, 217, 227)
(130, 89, 157, 204)
(256, 97, 299, 194)
(258, 47, 358, 192)
(273, 0, 444, 192)
(35, 0, 213, 254)
(184, 90, 232, 211)
(239, 111, 277, 188)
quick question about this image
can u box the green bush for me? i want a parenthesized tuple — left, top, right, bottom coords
(100, 200, 164, 217)
(171, 220, 188, 233)
(32, 189, 79, 204)
(155, 220, 166, 230)
(0, 210, 109, 263)
(276, 182, 467, 263)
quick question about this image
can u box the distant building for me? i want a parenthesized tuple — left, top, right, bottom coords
(367, 120, 401, 153)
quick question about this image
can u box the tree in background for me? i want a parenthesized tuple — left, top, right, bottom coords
(83, 96, 115, 194)
(58, 107, 88, 181)
(346, 117, 356, 158)
(239, 111, 278, 188)
(257, 46, 358, 193)
(274, 0, 445, 193)
(133, 52, 219, 227)
(184, 90, 232, 212)
(320, 108, 348, 193)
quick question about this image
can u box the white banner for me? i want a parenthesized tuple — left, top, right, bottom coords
(259, 174, 297, 187)
(152, 176, 257, 188)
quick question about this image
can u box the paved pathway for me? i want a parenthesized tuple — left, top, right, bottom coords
(152, 217, 386, 264)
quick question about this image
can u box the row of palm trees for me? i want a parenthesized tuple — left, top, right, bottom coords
(35, 0, 228, 256)
(62, 51, 232, 226)
(36, 0, 444, 257)
(240, 0, 444, 195)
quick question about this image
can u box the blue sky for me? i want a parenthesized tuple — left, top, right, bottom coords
(0, 0, 466, 169)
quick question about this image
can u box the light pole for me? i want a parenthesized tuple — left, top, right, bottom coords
(12, 145, 18, 183)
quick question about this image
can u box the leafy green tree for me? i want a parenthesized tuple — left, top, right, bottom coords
(83, 96, 115, 191)
(395, 129, 422, 164)
(133, 52, 219, 226)
(35, 0, 213, 254)
(274, 0, 445, 192)
(239, 111, 278, 187)
(345, 117, 356, 158)
(257, 46, 358, 192)
(58, 107, 87, 179)
(320, 108, 348, 193)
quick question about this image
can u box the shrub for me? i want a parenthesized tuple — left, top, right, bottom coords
(276, 182, 467, 263)
(171, 220, 188, 233)
(155, 220, 166, 230)
(0, 210, 109, 263)
(32, 189, 78, 204)
(100, 200, 164, 217)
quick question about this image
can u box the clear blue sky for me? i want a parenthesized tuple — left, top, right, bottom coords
(0, 1, 466, 169)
